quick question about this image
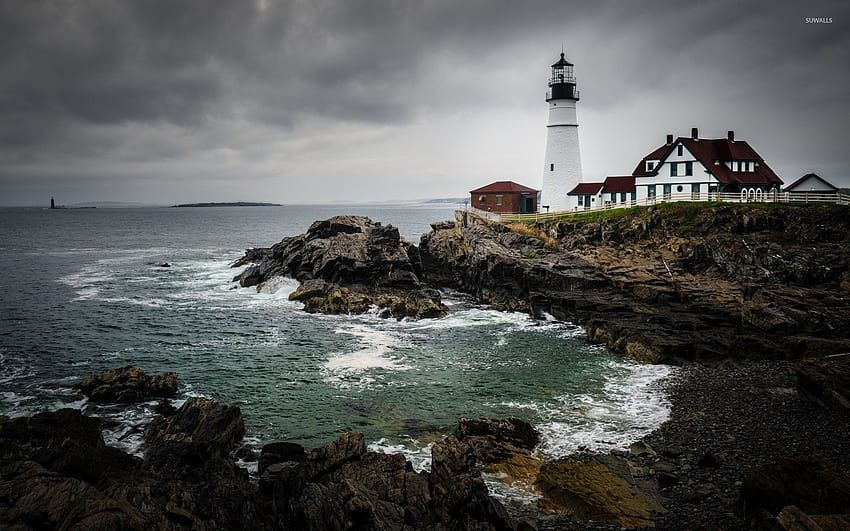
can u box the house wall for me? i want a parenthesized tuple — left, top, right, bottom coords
(634, 143, 719, 200)
(787, 175, 836, 193)
(471, 192, 536, 213)
(567, 191, 602, 210)
(603, 191, 637, 204)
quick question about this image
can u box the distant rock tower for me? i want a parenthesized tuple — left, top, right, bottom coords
(541, 52, 583, 212)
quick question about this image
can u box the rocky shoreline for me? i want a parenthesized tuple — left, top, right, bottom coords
(420, 204, 850, 363)
(5, 205, 850, 529)
(4, 361, 848, 529)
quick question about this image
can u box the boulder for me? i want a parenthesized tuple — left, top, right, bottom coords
(144, 396, 244, 453)
(455, 418, 543, 488)
(78, 366, 177, 403)
(0, 460, 147, 530)
(456, 417, 540, 451)
(234, 216, 447, 319)
(736, 455, 850, 522)
(261, 431, 514, 530)
(0, 408, 140, 484)
(534, 455, 667, 528)
(795, 358, 850, 410)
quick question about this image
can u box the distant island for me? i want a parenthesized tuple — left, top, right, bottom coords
(173, 202, 283, 208)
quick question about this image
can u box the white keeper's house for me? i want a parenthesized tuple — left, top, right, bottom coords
(566, 128, 784, 210)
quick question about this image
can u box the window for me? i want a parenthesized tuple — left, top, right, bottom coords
(691, 183, 700, 199)
(630, 192, 636, 202)
(495, 195, 503, 206)
(646, 161, 655, 171)
(670, 163, 678, 177)
(685, 161, 693, 176)
(676, 185, 683, 193)
(478, 195, 485, 204)
(677, 144, 683, 156)
(620, 192, 628, 203)
(647, 185, 656, 198)
(550, 163, 554, 171)
(577, 196, 583, 206)
(663, 184, 672, 197)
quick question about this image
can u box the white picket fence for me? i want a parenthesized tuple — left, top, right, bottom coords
(470, 191, 850, 224)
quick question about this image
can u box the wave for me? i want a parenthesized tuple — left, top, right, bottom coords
(490, 361, 676, 457)
(322, 324, 412, 390)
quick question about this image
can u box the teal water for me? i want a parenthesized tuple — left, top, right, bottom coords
(0, 204, 674, 470)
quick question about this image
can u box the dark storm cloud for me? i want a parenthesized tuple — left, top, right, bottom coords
(1, 0, 849, 204)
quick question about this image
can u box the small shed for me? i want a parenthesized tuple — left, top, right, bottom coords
(567, 182, 604, 210)
(784, 173, 839, 194)
(470, 181, 539, 213)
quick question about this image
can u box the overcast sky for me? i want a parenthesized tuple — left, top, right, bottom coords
(1, 0, 848, 206)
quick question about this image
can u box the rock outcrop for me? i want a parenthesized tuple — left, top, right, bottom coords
(455, 417, 543, 489)
(534, 455, 667, 528)
(233, 215, 446, 319)
(736, 455, 850, 529)
(795, 357, 850, 410)
(420, 204, 850, 362)
(0, 401, 270, 530)
(2, 400, 520, 530)
(78, 365, 178, 403)
(260, 430, 513, 530)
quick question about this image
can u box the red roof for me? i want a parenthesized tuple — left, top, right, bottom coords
(632, 136, 783, 186)
(567, 182, 604, 195)
(470, 180, 539, 194)
(783, 173, 838, 192)
(602, 175, 635, 193)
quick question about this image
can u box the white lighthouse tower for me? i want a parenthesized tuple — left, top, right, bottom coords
(541, 52, 582, 212)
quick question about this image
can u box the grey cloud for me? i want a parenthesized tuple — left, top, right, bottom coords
(1, 0, 849, 205)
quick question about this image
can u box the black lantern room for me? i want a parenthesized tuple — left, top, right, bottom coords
(546, 52, 579, 101)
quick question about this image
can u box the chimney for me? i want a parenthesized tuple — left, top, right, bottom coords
(666, 134, 673, 145)
(691, 127, 699, 140)
(727, 130, 735, 142)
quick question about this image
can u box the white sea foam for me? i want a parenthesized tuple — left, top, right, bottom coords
(322, 324, 411, 389)
(536, 362, 675, 456)
(368, 437, 434, 472)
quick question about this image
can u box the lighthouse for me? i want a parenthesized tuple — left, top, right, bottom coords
(541, 52, 582, 212)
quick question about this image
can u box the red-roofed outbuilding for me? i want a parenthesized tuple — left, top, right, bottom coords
(470, 180, 539, 213)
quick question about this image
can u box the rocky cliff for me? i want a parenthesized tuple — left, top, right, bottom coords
(420, 204, 850, 363)
(233, 216, 446, 319)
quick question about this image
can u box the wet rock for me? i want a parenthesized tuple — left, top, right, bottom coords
(795, 358, 850, 410)
(153, 398, 177, 416)
(534, 455, 667, 528)
(629, 440, 656, 456)
(0, 460, 147, 530)
(429, 436, 515, 530)
(455, 417, 542, 488)
(456, 417, 540, 451)
(144, 396, 244, 453)
(78, 366, 178, 403)
(0, 408, 140, 484)
(736, 455, 850, 523)
(262, 431, 514, 530)
(259, 441, 306, 475)
(234, 215, 447, 319)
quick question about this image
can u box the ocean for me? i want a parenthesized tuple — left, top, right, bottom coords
(0, 204, 674, 474)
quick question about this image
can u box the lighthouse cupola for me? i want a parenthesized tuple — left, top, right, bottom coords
(546, 52, 579, 101)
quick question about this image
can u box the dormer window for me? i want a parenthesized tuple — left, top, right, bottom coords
(677, 144, 683, 156)
(646, 161, 656, 171)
